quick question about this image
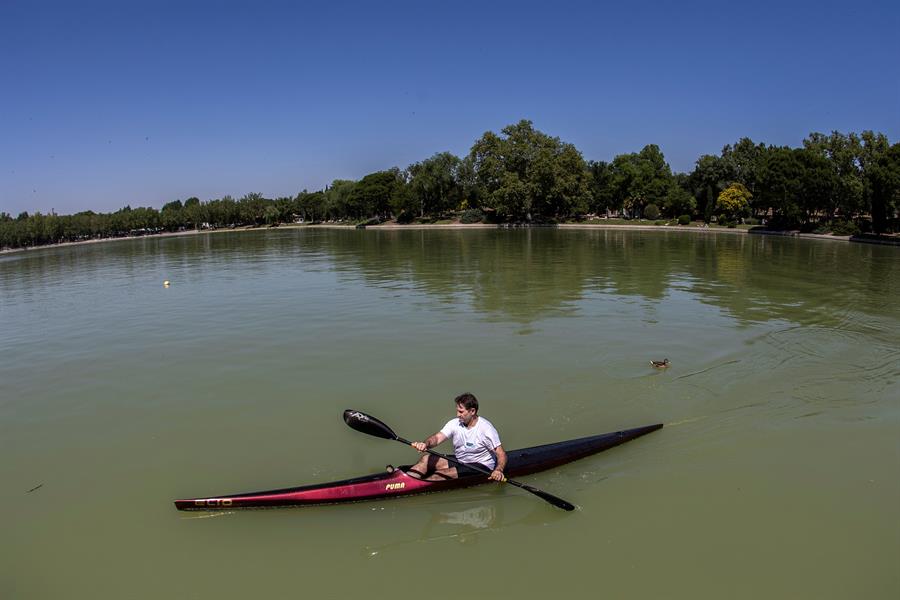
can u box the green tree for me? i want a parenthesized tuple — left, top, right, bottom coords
(609, 145, 674, 219)
(407, 152, 463, 217)
(264, 204, 280, 225)
(469, 120, 590, 221)
(161, 199, 185, 231)
(324, 180, 356, 220)
(721, 137, 764, 196)
(758, 147, 803, 225)
(663, 178, 696, 217)
(796, 147, 839, 225)
(238, 192, 268, 225)
(183, 197, 203, 229)
(803, 131, 865, 219)
(688, 154, 729, 222)
(587, 160, 615, 215)
(347, 170, 401, 220)
(390, 179, 417, 222)
(207, 195, 239, 227)
(296, 190, 327, 222)
(866, 141, 900, 233)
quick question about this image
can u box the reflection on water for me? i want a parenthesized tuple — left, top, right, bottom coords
(3, 229, 896, 330)
(438, 504, 496, 529)
(305, 228, 898, 328)
(362, 495, 571, 557)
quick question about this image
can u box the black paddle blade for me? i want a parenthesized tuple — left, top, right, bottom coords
(343, 410, 398, 441)
(517, 482, 577, 511)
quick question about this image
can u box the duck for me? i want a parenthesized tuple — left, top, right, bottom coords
(650, 358, 670, 368)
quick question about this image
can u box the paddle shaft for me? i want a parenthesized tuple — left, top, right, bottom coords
(395, 435, 505, 480)
(341, 409, 575, 511)
(394, 436, 576, 511)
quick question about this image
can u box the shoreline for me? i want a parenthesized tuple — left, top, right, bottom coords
(2, 222, 897, 256)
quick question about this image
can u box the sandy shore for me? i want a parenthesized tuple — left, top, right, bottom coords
(3, 221, 896, 256)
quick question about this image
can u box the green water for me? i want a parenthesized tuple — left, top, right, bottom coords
(1, 228, 898, 599)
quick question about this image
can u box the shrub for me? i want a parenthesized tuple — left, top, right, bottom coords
(396, 211, 415, 224)
(678, 214, 691, 225)
(830, 220, 860, 236)
(460, 208, 485, 224)
(643, 203, 660, 220)
(654, 220, 665, 226)
(744, 217, 760, 225)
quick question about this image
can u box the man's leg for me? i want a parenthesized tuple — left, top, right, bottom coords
(406, 454, 458, 480)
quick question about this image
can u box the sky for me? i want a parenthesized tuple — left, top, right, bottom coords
(2, 0, 898, 216)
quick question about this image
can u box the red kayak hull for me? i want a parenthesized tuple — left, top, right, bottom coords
(174, 423, 662, 510)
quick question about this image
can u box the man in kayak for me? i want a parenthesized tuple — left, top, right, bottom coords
(408, 392, 507, 482)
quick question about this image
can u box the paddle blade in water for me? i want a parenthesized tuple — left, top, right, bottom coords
(343, 410, 398, 440)
(518, 483, 577, 511)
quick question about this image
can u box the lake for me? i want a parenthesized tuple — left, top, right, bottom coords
(1, 227, 897, 599)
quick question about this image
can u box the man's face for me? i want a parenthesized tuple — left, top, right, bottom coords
(456, 403, 477, 426)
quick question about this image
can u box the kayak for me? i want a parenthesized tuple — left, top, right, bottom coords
(174, 423, 662, 510)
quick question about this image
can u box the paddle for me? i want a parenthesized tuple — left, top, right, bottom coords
(343, 409, 576, 511)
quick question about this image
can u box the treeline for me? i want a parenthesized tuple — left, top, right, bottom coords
(2, 121, 898, 250)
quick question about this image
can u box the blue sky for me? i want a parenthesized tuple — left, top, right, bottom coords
(2, 0, 898, 215)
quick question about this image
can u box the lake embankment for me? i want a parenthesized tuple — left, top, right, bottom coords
(2, 221, 898, 256)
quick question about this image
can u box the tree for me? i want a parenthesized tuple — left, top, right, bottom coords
(324, 180, 356, 220)
(160, 199, 184, 231)
(296, 190, 327, 222)
(758, 147, 803, 225)
(390, 180, 417, 222)
(803, 131, 865, 219)
(587, 160, 615, 215)
(607, 145, 673, 218)
(264, 204, 280, 225)
(469, 120, 590, 221)
(796, 147, 839, 224)
(722, 137, 764, 195)
(347, 170, 401, 219)
(688, 154, 729, 222)
(407, 152, 463, 217)
(207, 195, 239, 227)
(866, 142, 900, 233)
(238, 192, 268, 225)
(183, 197, 204, 229)
(662, 178, 696, 217)
(272, 197, 294, 223)
(716, 183, 752, 222)
(856, 131, 897, 234)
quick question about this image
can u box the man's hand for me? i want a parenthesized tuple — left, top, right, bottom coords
(491, 445, 507, 481)
(412, 432, 446, 453)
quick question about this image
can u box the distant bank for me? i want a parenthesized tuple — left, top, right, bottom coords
(4, 221, 898, 256)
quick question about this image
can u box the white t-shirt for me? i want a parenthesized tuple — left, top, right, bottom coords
(440, 416, 502, 469)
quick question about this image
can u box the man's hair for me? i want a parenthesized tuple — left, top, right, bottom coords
(455, 392, 479, 413)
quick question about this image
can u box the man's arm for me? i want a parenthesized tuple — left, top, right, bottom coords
(490, 445, 507, 481)
(411, 431, 447, 452)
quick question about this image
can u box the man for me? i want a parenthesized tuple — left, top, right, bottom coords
(408, 392, 507, 482)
